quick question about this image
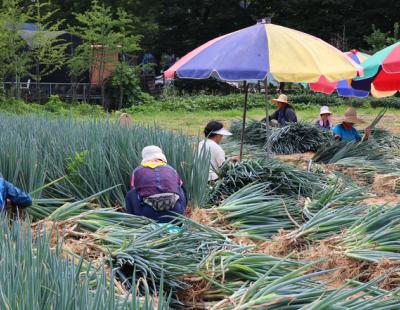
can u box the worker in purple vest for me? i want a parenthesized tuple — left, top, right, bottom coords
(125, 145, 187, 223)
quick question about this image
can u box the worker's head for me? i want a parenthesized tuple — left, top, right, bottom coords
(141, 145, 167, 165)
(204, 121, 232, 144)
(319, 106, 332, 122)
(342, 107, 365, 128)
(272, 94, 288, 110)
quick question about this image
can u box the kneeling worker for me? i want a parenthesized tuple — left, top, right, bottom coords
(0, 177, 32, 211)
(333, 107, 371, 142)
(125, 146, 187, 223)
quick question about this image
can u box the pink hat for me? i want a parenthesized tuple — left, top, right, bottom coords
(320, 106, 332, 115)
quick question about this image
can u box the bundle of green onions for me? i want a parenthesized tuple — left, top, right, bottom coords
(198, 255, 399, 309)
(268, 122, 332, 154)
(214, 183, 301, 239)
(230, 119, 267, 146)
(341, 204, 400, 262)
(209, 158, 325, 203)
(231, 119, 332, 154)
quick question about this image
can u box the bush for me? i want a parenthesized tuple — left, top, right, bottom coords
(105, 64, 156, 109)
(370, 96, 400, 109)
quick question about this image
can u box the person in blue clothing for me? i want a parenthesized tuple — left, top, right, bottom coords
(332, 107, 371, 142)
(0, 177, 32, 211)
(268, 94, 298, 127)
(125, 145, 187, 223)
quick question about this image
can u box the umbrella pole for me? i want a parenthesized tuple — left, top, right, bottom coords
(264, 78, 272, 157)
(239, 81, 249, 160)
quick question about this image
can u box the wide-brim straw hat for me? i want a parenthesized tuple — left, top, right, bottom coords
(343, 107, 365, 124)
(272, 94, 288, 105)
(141, 145, 167, 165)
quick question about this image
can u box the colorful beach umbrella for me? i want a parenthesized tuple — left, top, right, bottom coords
(164, 19, 363, 158)
(352, 42, 400, 97)
(164, 20, 362, 83)
(309, 50, 370, 97)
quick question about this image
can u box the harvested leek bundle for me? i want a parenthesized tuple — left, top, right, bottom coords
(215, 183, 301, 239)
(200, 257, 399, 310)
(313, 140, 386, 164)
(230, 119, 267, 146)
(268, 122, 332, 154)
(341, 205, 400, 262)
(231, 119, 331, 154)
(209, 158, 325, 203)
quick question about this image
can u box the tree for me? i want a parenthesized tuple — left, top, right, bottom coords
(71, 0, 141, 110)
(0, 0, 30, 99)
(364, 22, 399, 54)
(29, 0, 70, 103)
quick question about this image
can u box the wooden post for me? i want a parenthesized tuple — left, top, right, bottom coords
(239, 81, 249, 160)
(264, 78, 272, 157)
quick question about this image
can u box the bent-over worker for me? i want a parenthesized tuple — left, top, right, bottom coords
(332, 107, 371, 142)
(125, 146, 187, 223)
(268, 94, 297, 127)
(0, 177, 32, 211)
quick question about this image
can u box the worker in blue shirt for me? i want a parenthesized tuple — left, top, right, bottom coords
(332, 107, 371, 142)
(0, 177, 32, 211)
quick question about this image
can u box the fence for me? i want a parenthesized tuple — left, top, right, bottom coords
(2, 82, 102, 103)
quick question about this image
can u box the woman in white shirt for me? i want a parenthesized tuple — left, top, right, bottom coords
(198, 121, 239, 181)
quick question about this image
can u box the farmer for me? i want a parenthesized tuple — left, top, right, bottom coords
(267, 94, 297, 127)
(0, 177, 32, 211)
(315, 106, 333, 130)
(332, 107, 371, 142)
(198, 121, 239, 181)
(125, 145, 187, 223)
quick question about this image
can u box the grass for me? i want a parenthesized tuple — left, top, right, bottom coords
(133, 106, 400, 135)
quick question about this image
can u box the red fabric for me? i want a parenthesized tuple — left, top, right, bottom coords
(373, 70, 400, 91)
(309, 75, 338, 94)
(382, 44, 400, 73)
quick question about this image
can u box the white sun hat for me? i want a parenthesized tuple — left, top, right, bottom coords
(320, 106, 332, 115)
(212, 128, 232, 136)
(141, 145, 167, 165)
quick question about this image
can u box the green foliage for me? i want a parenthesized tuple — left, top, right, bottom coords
(106, 64, 155, 109)
(125, 94, 272, 114)
(0, 0, 30, 99)
(0, 114, 210, 207)
(364, 23, 399, 53)
(70, 0, 141, 109)
(0, 216, 170, 309)
(28, 0, 69, 88)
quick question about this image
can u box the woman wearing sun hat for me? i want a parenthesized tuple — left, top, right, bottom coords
(125, 145, 187, 223)
(315, 106, 333, 130)
(268, 94, 298, 127)
(198, 121, 239, 181)
(332, 107, 371, 142)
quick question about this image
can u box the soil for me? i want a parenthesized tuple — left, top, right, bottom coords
(276, 152, 315, 170)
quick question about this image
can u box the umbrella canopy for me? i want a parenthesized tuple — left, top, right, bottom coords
(164, 20, 362, 82)
(352, 42, 400, 96)
(309, 50, 370, 97)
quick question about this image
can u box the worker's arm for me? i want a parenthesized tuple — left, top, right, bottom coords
(4, 181, 32, 208)
(332, 126, 342, 141)
(269, 110, 278, 121)
(362, 126, 371, 141)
